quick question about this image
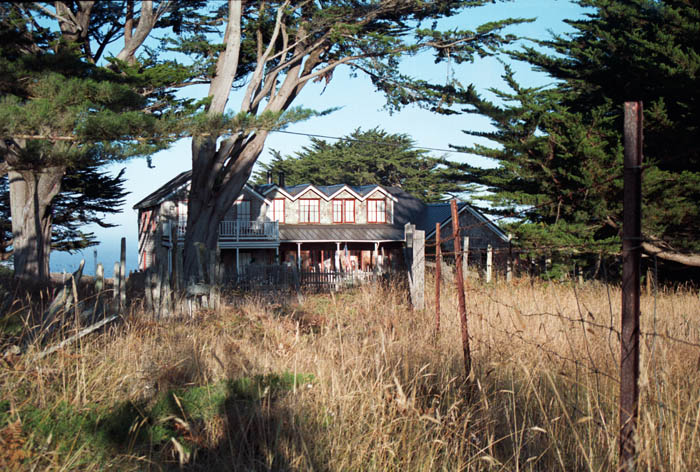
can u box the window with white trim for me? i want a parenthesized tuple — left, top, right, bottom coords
(299, 199, 320, 223)
(332, 199, 355, 223)
(367, 199, 386, 223)
(272, 199, 285, 222)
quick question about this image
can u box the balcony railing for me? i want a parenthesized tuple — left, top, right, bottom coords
(218, 220, 279, 241)
(164, 219, 279, 242)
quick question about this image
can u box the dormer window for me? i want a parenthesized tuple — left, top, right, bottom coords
(333, 199, 355, 223)
(367, 199, 386, 223)
(272, 199, 285, 223)
(299, 199, 320, 223)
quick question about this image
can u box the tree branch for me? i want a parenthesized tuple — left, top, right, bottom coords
(115, 1, 170, 64)
(241, 0, 289, 113)
(33, 2, 77, 29)
(207, 0, 243, 115)
(642, 239, 700, 267)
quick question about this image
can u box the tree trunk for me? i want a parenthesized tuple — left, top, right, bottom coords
(183, 134, 267, 281)
(8, 166, 64, 283)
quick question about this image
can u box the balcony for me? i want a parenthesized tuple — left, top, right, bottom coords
(218, 220, 279, 241)
(165, 220, 279, 247)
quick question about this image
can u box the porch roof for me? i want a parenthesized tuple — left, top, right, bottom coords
(279, 224, 404, 243)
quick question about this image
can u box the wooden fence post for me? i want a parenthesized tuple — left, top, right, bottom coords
(95, 263, 104, 293)
(620, 101, 643, 471)
(112, 261, 120, 311)
(409, 229, 425, 310)
(208, 248, 220, 310)
(486, 244, 493, 283)
(119, 237, 127, 310)
(451, 199, 472, 379)
(153, 266, 162, 318)
(170, 225, 178, 291)
(435, 223, 441, 333)
(144, 268, 153, 312)
(159, 259, 169, 318)
(94, 263, 104, 318)
(176, 240, 184, 292)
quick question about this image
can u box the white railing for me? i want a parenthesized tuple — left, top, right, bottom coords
(164, 220, 279, 242)
(218, 220, 279, 241)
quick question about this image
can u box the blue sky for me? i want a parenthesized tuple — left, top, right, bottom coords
(50, 0, 588, 276)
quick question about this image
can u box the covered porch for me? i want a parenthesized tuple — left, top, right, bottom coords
(279, 241, 404, 273)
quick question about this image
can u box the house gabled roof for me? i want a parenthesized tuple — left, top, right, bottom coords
(133, 171, 191, 210)
(260, 183, 398, 202)
(133, 171, 269, 210)
(423, 202, 510, 243)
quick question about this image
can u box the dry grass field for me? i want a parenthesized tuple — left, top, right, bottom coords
(1, 274, 699, 470)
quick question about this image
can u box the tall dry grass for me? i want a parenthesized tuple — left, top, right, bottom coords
(1, 274, 699, 470)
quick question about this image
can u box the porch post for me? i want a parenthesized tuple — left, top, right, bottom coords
(236, 248, 240, 276)
(374, 242, 379, 272)
(275, 246, 279, 264)
(335, 242, 341, 271)
(297, 242, 301, 270)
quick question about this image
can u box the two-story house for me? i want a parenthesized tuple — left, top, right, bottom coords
(134, 171, 510, 279)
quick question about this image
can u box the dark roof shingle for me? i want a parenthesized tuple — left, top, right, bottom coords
(280, 224, 404, 242)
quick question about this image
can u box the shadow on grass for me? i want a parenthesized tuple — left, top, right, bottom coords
(87, 372, 323, 471)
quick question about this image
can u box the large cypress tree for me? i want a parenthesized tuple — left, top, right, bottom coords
(255, 128, 465, 202)
(456, 0, 700, 273)
(0, 2, 201, 282)
(175, 0, 528, 280)
(0, 164, 128, 261)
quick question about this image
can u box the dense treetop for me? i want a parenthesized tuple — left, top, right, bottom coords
(456, 0, 700, 272)
(255, 128, 466, 202)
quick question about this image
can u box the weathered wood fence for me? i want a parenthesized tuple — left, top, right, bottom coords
(230, 264, 381, 292)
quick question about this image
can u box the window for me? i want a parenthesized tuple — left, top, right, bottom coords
(344, 200, 355, 223)
(177, 201, 187, 234)
(367, 199, 386, 223)
(235, 199, 251, 221)
(272, 199, 285, 222)
(141, 210, 157, 232)
(332, 199, 355, 223)
(299, 199, 320, 223)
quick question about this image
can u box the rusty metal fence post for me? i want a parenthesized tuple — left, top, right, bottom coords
(451, 199, 471, 379)
(620, 101, 643, 471)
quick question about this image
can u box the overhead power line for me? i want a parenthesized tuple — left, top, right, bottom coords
(7, 129, 477, 156)
(270, 129, 473, 155)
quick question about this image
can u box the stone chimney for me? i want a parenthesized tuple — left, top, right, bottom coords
(278, 171, 285, 188)
(267, 171, 273, 185)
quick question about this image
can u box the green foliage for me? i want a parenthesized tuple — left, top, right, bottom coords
(0, 162, 128, 255)
(456, 0, 700, 272)
(0, 3, 206, 264)
(255, 128, 465, 202)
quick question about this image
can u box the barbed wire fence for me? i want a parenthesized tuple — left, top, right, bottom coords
(417, 218, 699, 464)
(406, 103, 697, 469)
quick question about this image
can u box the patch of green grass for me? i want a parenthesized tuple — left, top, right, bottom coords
(20, 401, 137, 467)
(151, 371, 315, 422)
(17, 372, 315, 468)
(0, 399, 10, 425)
